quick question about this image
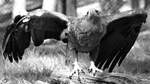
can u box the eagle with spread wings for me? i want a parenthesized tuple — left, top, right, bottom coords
(67, 9, 147, 78)
(2, 8, 147, 80)
(2, 9, 68, 63)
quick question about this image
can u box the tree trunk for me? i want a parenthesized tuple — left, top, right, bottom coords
(42, 0, 57, 11)
(144, 0, 150, 9)
(130, 0, 139, 9)
(56, 0, 76, 16)
(66, 0, 77, 16)
(99, 0, 124, 14)
(0, 0, 5, 6)
(56, 0, 67, 15)
(12, 0, 27, 19)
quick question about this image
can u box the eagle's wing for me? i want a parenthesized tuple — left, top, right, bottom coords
(2, 22, 31, 63)
(2, 10, 68, 63)
(29, 10, 68, 46)
(2, 24, 15, 62)
(94, 10, 147, 72)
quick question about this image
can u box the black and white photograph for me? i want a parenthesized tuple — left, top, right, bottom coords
(0, 0, 149, 84)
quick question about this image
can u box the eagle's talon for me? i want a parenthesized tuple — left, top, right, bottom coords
(88, 61, 103, 76)
(78, 77, 81, 83)
(88, 68, 92, 73)
(69, 75, 72, 79)
(69, 60, 85, 82)
(69, 73, 83, 83)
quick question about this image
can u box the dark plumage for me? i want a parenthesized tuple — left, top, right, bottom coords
(2, 16, 31, 63)
(67, 9, 147, 75)
(95, 10, 147, 72)
(2, 9, 68, 63)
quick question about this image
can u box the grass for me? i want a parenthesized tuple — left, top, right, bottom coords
(0, 33, 150, 84)
(0, 41, 73, 84)
(0, 28, 150, 84)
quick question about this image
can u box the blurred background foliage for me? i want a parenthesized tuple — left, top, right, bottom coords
(0, 0, 150, 83)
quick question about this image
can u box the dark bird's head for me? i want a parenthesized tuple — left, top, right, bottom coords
(2, 15, 31, 63)
(68, 9, 106, 52)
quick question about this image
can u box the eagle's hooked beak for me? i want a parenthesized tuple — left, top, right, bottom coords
(86, 9, 102, 25)
(86, 9, 100, 18)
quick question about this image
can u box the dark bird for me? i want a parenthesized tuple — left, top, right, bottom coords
(67, 9, 147, 78)
(2, 9, 68, 63)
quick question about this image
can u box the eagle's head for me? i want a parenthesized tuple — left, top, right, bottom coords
(68, 9, 106, 52)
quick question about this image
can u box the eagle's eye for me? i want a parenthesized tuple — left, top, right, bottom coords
(94, 10, 100, 15)
(95, 10, 99, 14)
(87, 11, 89, 15)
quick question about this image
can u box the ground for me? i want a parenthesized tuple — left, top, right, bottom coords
(0, 40, 150, 84)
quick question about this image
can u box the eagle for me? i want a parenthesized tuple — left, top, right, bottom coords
(2, 9, 68, 63)
(67, 9, 147, 78)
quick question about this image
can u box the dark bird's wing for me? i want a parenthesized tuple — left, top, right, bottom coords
(94, 10, 147, 72)
(29, 10, 68, 46)
(2, 24, 15, 62)
(2, 18, 31, 63)
(2, 10, 68, 63)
